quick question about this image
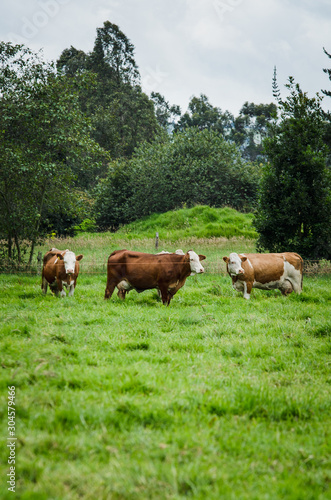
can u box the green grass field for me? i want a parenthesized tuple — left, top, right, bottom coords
(1, 209, 330, 499)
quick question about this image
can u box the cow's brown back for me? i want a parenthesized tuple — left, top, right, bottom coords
(240, 252, 302, 285)
(105, 250, 191, 304)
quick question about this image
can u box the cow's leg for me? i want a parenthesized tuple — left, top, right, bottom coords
(243, 281, 252, 300)
(166, 287, 178, 305)
(68, 277, 77, 297)
(42, 275, 48, 294)
(57, 279, 66, 297)
(167, 291, 174, 306)
(105, 280, 116, 300)
(158, 285, 169, 305)
(167, 280, 184, 305)
(117, 289, 127, 300)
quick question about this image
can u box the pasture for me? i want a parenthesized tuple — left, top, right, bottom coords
(1, 230, 330, 499)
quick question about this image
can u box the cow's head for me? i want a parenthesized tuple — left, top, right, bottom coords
(187, 250, 205, 275)
(223, 253, 247, 276)
(57, 251, 83, 275)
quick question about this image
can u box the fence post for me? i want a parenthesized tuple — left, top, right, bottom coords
(155, 232, 159, 251)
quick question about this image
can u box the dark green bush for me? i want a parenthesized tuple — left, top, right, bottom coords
(94, 128, 261, 230)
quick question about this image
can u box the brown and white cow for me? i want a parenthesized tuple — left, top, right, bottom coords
(223, 252, 303, 299)
(105, 249, 206, 305)
(42, 248, 83, 297)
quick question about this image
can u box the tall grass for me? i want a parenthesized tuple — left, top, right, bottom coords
(0, 247, 330, 498)
(1, 208, 330, 499)
(116, 205, 258, 240)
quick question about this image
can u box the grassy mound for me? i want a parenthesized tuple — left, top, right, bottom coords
(37, 206, 257, 263)
(116, 205, 257, 240)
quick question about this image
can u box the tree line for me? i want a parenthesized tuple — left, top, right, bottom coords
(0, 22, 330, 263)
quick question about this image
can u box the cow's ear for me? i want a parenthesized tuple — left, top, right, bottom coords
(223, 256, 230, 263)
(56, 253, 64, 260)
(241, 257, 247, 263)
(198, 254, 206, 261)
(76, 254, 83, 261)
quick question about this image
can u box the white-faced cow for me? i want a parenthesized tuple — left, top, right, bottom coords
(223, 252, 303, 299)
(42, 248, 83, 297)
(105, 249, 206, 305)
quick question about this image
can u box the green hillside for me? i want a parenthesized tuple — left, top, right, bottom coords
(35, 206, 257, 267)
(116, 205, 257, 240)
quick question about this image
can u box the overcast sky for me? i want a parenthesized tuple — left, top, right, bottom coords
(2, 0, 330, 115)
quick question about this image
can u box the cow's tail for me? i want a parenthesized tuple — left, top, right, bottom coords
(300, 257, 303, 293)
(296, 253, 304, 293)
(294, 253, 303, 294)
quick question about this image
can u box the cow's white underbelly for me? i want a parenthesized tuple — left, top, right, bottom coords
(118, 278, 179, 295)
(253, 279, 281, 290)
(254, 261, 302, 292)
(117, 279, 150, 293)
(233, 278, 282, 291)
(117, 279, 133, 291)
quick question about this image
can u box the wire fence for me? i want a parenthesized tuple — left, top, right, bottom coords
(1, 259, 330, 276)
(302, 260, 331, 275)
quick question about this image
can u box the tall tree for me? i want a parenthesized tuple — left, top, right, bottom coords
(90, 21, 140, 88)
(150, 92, 181, 132)
(254, 77, 331, 259)
(175, 94, 233, 136)
(56, 46, 89, 76)
(0, 43, 106, 264)
(57, 21, 161, 159)
(322, 47, 331, 162)
(233, 101, 277, 161)
(91, 85, 162, 157)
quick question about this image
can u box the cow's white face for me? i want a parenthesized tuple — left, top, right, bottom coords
(188, 250, 205, 275)
(226, 252, 245, 276)
(63, 251, 76, 275)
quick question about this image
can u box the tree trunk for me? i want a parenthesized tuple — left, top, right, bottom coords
(28, 240, 36, 267)
(8, 232, 12, 259)
(14, 233, 21, 263)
